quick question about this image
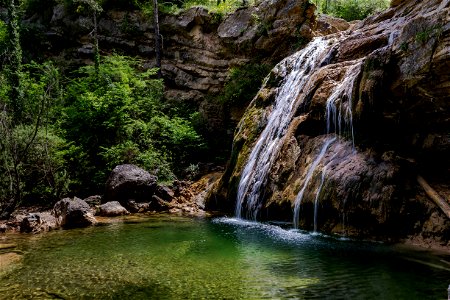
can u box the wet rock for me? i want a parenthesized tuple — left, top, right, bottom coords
(53, 197, 97, 228)
(84, 195, 102, 207)
(20, 212, 59, 233)
(104, 164, 157, 205)
(149, 195, 172, 211)
(156, 185, 175, 202)
(125, 200, 150, 213)
(315, 15, 350, 35)
(98, 201, 129, 217)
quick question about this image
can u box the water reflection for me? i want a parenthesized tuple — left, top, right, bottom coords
(0, 215, 448, 299)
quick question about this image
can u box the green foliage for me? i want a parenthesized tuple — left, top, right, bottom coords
(414, 25, 443, 45)
(0, 125, 70, 204)
(315, 0, 390, 21)
(0, 53, 205, 211)
(0, 62, 69, 211)
(61, 55, 203, 190)
(218, 63, 271, 106)
(159, 0, 257, 15)
(0, 20, 8, 58)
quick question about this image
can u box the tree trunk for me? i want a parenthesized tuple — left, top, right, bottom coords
(153, 0, 162, 78)
(93, 11, 100, 74)
(7, 0, 23, 124)
(417, 175, 450, 219)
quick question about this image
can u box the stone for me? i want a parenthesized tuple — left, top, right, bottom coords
(98, 201, 129, 217)
(126, 200, 150, 213)
(315, 15, 350, 35)
(53, 197, 97, 228)
(0, 224, 7, 233)
(104, 164, 157, 205)
(155, 185, 175, 202)
(217, 8, 253, 39)
(20, 212, 59, 233)
(84, 195, 102, 207)
(149, 195, 172, 211)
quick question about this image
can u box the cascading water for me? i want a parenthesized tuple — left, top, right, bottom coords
(292, 61, 363, 229)
(314, 167, 327, 233)
(293, 137, 336, 229)
(235, 37, 338, 220)
(234, 32, 364, 230)
(325, 61, 364, 148)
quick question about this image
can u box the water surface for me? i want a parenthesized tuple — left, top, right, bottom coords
(1, 215, 449, 299)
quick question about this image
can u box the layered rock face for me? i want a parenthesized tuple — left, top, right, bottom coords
(208, 0, 449, 247)
(42, 0, 315, 104)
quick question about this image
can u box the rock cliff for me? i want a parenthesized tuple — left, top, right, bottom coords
(29, 0, 315, 103)
(208, 0, 449, 248)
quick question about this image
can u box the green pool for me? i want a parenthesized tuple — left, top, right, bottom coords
(1, 215, 449, 299)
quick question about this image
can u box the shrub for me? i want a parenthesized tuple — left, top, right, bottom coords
(316, 0, 390, 21)
(61, 55, 204, 190)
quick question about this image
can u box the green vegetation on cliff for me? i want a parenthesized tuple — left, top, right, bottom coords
(315, 0, 390, 21)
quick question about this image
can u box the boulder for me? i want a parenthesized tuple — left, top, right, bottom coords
(84, 195, 102, 207)
(315, 15, 350, 35)
(105, 164, 157, 205)
(0, 224, 8, 233)
(155, 185, 175, 202)
(20, 212, 59, 233)
(149, 195, 172, 211)
(126, 200, 150, 213)
(98, 201, 130, 217)
(53, 197, 97, 228)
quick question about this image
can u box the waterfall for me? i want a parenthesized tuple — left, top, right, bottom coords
(235, 37, 337, 220)
(293, 137, 336, 229)
(235, 32, 364, 229)
(293, 60, 363, 229)
(325, 61, 363, 148)
(314, 168, 327, 233)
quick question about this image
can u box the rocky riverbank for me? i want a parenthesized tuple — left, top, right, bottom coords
(0, 164, 220, 234)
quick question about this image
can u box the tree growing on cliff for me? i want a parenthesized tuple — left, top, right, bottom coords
(74, 0, 103, 73)
(4, 0, 24, 124)
(153, 0, 162, 78)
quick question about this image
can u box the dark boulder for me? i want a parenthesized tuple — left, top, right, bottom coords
(98, 201, 129, 217)
(20, 212, 59, 233)
(53, 197, 97, 228)
(84, 195, 102, 207)
(0, 224, 9, 233)
(104, 164, 157, 205)
(155, 185, 175, 202)
(149, 195, 172, 211)
(126, 200, 150, 213)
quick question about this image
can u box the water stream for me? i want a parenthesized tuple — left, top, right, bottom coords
(235, 37, 337, 220)
(235, 33, 365, 228)
(1, 215, 448, 299)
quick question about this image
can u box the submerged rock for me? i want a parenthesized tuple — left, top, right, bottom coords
(104, 164, 157, 205)
(53, 197, 97, 228)
(98, 201, 130, 217)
